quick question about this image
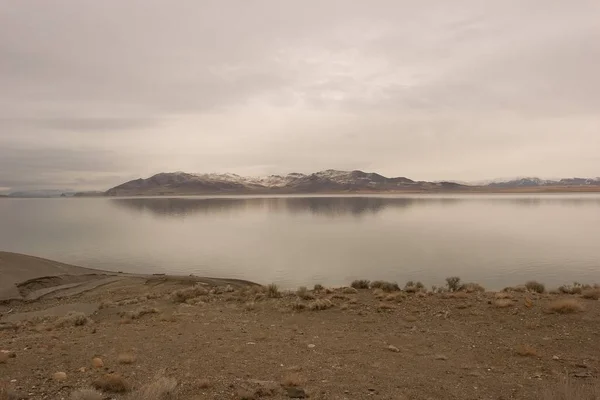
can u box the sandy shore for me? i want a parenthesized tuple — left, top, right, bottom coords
(1, 252, 599, 400)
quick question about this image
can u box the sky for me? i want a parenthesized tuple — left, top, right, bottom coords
(1, 0, 599, 192)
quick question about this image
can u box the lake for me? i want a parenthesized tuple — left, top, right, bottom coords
(1, 195, 599, 290)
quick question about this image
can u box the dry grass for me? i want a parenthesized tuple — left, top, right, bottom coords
(582, 288, 600, 300)
(129, 377, 177, 400)
(371, 280, 400, 292)
(171, 285, 208, 303)
(120, 307, 159, 320)
(70, 389, 103, 400)
(525, 281, 546, 294)
(308, 299, 333, 311)
(54, 312, 89, 328)
(117, 353, 137, 364)
(404, 281, 425, 293)
(538, 377, 600, 400)
(266, 283, 281, 298)
(92, 374, 130, 393)
(547, 299, 584, 314)
(516, 345, 539, 357)
(296, 286, 314, 300)
(351, 279, 370, 289)
(494, 299, 514, 308)
(281, 373, 304, 387)
(372, 288, 386, 299)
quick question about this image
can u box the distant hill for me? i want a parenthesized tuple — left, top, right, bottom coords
(105, 170, 468, 196)
(487, 177, 600, 189)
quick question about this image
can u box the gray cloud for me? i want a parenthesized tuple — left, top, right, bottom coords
(1, 0, 599, 192)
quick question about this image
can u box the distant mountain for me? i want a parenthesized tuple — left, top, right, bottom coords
(7, 189, 74, 198)
(105, 170, 467, 196)
(487, 177, 600, 188)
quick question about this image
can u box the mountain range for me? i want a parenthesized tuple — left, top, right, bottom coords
(2, 171, 599, 197)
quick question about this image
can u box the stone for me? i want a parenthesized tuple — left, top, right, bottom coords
(307, 344, 316, 349)
(285, 386, 308, 398)
(52, 372, 67, 382)
(92, 357, 104, 368)
(388, 345, 400, 353)
(435, 355, 448, 361)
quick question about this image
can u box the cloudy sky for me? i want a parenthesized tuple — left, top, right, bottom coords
(1, 0, 599, 192)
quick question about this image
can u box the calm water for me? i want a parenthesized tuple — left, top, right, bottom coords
(1, 195, 599, 289)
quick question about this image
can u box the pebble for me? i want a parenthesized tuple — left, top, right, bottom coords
(307, 344, 316, 349)
(552, 356, 560, 360)
(388, 345, 400, 353)
(52, 372, 67, 382)
(435, 355, 448, 361)
(92, 357, 104, 368)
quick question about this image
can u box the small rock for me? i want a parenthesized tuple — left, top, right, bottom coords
(574, 371, 593, 379)
(78, 367, 87, 373)
(52, 372, 67, 382)
(552, 356, 560, 361)
(435, 355, 448, 361)
(307, 344, 316, 349)
(92, 357, 104, 368)
(387, 345, 400, 353)
(285, 386, 308, 398)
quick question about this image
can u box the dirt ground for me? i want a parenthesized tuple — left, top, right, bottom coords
(1, 276, 599, 400)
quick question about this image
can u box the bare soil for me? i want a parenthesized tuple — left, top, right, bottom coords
(1, 276, 599, 400)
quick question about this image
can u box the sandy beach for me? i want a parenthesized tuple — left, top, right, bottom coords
(1, 252, 599, 400)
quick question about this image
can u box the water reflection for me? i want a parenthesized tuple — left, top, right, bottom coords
(109, 195, 600, 218)
(110, 197, 466, 217)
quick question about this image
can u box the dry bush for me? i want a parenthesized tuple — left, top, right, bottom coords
(266, 284, 281, 298)
(446, 276, 461, 292)
(171, 285, 208, 303)
(582, 288, 600, 300)
(54, 312, 89, 328)
(385, 293, 402, 302)
(118, 353, 137, 364)
(291, 301, 307, 311)
(282, 373, 304, 387)
(70, 389, 103, 400)
(92, 374, 130, 393)
(371, 281, 400, 292)
(296, 286, 314, 300)
(404, 281, 425, 292)
(313, 284, 324, 292)
(516, 345, 539, 357)
(351, 279, 370, 289)
(460, 282, 485, 293)
(525, 281, 546, 294)
(547, 299, 584, 314)
(120, 307, 159, 320)
(341, 287, 358, 294)
(129, 377, 177, 400)
(308, 299, 333, 311)
(494, 299, 513, 308)
(495, 292, 513, 299)
(538, 377, 600, 400)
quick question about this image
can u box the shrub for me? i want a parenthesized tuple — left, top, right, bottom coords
(547, 299, 584, 314)
(296, 286, 314, 300)
(313, 284, 324, 292)
(446, 277, 461, 292)
(525, 281, 545, 294)
(582, 288, 600, 300)
(351, 280, 370, 289)
(404, 281, 425, 293)
(130, 377, 177, 400)
(266, 284, 281, 298)
(308, 299, 333, 311)
(371, 281, 400, 292)
(341, 287, 358, 294)
(291, 301, 306, 311)
(460, 282, 485, 293)
(171, 285, 208, 303)
(55, 312, 89, 328)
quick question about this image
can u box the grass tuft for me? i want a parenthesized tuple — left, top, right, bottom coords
(266, 284, 281, 298)
(171, 285, 208, 303)
(308, 299, 333, 311)
(296, 286, 314, 300)
(582, 288, 600, 300)
(54, 312, 89, 328)
(371, 281, 400, 292)
(547, 299, 584, 314)
(130, 377, 177, 400)
(92, 374, 130, 393)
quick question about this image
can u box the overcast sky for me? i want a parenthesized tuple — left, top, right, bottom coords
(1, 0, 599, 192)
